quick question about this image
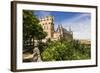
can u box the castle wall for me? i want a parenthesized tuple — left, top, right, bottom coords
(53, 32, 60, 40)
(39, 16, 73, 41)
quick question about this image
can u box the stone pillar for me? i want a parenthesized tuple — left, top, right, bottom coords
(32, 40, 42, 62)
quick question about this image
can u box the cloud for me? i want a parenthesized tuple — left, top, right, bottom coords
(61, 13, 91, 40)
(62, 13, 91, 23)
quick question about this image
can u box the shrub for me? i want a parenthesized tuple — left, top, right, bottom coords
(41, 40, 91, 61)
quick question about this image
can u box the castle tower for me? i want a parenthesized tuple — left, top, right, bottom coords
(39, 16, 54, 39)
(57, 24, 63, 38)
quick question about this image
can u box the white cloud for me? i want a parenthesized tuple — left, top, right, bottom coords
(62, 13, 90, 23)
(61, 14, 91, 40)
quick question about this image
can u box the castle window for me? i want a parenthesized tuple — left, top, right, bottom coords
(43, 26, 48, 30)
(45, 23, 47, 25)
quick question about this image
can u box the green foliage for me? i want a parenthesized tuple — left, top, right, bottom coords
(23, 10, 47, 40)
(41, 40, 91, 61)
(23, 10, 47, 50)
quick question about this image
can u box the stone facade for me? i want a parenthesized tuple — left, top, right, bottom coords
(39, 16, 73, 41)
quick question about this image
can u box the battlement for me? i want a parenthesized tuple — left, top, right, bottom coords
(39, 16, 54, 22)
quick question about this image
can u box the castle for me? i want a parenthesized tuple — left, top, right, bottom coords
(39, 16, 73, 41)
(23, 16, 73, 62)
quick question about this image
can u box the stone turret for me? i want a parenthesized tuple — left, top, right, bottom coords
(39, 16, 54, 39)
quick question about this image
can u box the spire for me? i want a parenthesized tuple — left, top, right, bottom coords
(69, 26, 73, 35)
(60, 24, 62, 28)
(58, 24, 60, 28)
(57, 24, 60, 32)
(69, 26, 71, 32)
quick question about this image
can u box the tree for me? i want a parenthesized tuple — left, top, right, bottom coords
(23, 10, 47, 50)
(41, 39, 91, 61)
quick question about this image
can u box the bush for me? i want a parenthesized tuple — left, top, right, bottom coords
(41, 40, 91, 61)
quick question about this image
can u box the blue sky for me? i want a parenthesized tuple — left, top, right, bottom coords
(34, 10, 91, 40)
